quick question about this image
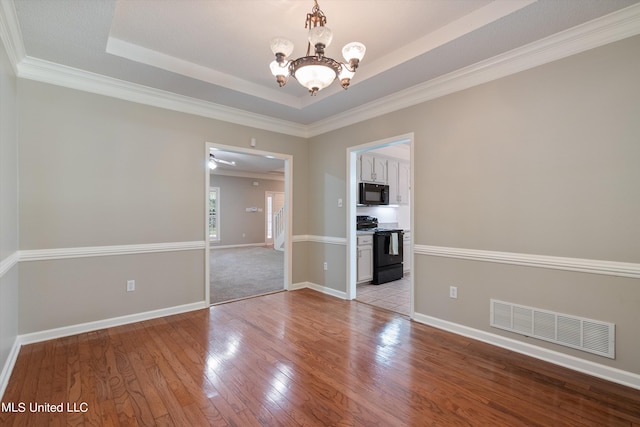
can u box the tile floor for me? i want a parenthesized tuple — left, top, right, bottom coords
(356, 275, 410, 316)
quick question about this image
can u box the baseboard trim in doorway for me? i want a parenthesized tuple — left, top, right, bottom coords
(210, 289, 286, 306)
(291, 281, 348, 300)
(210, 242, 267, 250)
(0, 337, 20, 400)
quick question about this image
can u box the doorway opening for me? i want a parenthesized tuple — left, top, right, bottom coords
(205, 143, 292, 305)
(347, 133, 414, 317)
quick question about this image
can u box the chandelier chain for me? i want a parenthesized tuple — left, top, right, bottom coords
(305, 0, 327, 56)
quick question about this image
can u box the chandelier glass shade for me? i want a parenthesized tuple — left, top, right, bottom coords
(269, 1, 365, 95)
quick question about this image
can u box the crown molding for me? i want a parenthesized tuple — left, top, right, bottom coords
(307, 2, 640, 137)
(0, 0, 24, 74)
(2, 2, 640, 138)
(106, 35, 303, 110)
(16, 56, 309, 138)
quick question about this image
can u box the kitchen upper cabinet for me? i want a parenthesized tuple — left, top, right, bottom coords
(358, 152, 409, 204)
(387, 160, 399, 203)
(387, 160, 410, 205)
(359, 153, 387, 184)
(398, 161, 410, 205)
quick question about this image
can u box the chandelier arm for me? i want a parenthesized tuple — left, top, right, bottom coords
(277, 73, 290, 88)
(342, 62, 357, 73)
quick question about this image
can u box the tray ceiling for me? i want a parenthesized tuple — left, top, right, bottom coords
(6, 0, 640, 132)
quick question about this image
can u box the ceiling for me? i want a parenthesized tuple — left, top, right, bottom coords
(210, 148, 285, 179)
(5, 0, 640, 135)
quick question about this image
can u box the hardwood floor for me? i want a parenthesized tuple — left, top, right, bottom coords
(2, 289, 639, 426)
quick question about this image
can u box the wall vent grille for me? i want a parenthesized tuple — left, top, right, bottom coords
(490, 299, 615, 359)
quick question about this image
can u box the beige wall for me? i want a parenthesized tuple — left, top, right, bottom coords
(210, 174, 284, 246)
(17, 80, 308, 334)
(19, 251, 204, 333)
(307, 242, 347, 293)
(0, 36, 19, 384)
(307, 35, 640, 373)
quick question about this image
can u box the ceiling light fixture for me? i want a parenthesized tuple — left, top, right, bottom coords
(269, 0, 366, 96)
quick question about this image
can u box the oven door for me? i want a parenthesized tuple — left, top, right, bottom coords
(373, 230, 404, 267)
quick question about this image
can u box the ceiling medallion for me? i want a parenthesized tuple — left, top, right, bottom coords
(269, 0, 366, 96)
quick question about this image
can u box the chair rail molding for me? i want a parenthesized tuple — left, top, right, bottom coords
(19, 241, 206, 262)
(0, 251, 19, 278)
(415, 245, 640, 279)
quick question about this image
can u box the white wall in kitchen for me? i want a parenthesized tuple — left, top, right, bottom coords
(357, 206, 398, 226)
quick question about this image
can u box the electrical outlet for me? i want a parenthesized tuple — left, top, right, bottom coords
(449, 286, 457, 299)
(127, 280, 135, 292)
(323, 262, 328, 271)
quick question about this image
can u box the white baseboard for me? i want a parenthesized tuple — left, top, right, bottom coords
(18, 301, 209, 346)
(290, 281, 348, 300)
(289, 281, 310, 291)
(413, 312, 640, 391)
(0, 337, 21, 400)
(210, 242, 267, 250)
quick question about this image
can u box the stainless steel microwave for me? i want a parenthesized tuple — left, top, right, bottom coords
(359, 182, 389, 205)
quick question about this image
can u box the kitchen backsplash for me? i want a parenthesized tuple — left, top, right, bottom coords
(357, 205, 410, 229)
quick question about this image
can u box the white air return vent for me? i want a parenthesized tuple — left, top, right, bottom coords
(490, 299, 615, 359)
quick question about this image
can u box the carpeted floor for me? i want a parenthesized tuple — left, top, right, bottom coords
(210, 246, 285, 304)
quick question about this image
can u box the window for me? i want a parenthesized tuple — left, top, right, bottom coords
(209, 187, 219, 242)
(266, 194, 273, 239)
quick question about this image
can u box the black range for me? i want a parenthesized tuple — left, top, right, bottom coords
(356, 216, 404, 285)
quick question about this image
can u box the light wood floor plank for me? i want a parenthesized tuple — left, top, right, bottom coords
(2, 289, 639, 426)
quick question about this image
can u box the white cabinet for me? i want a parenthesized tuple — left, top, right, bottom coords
(386, 160, 410, 205)
(403, 231, 411, 273)
(359, 153, 387, 184)
(357, 234, 373, 283)
(387, 160, 399, 204)
(398, 162, 410, 205)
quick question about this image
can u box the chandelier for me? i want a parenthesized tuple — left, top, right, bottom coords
(269, 0, 366, 96)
